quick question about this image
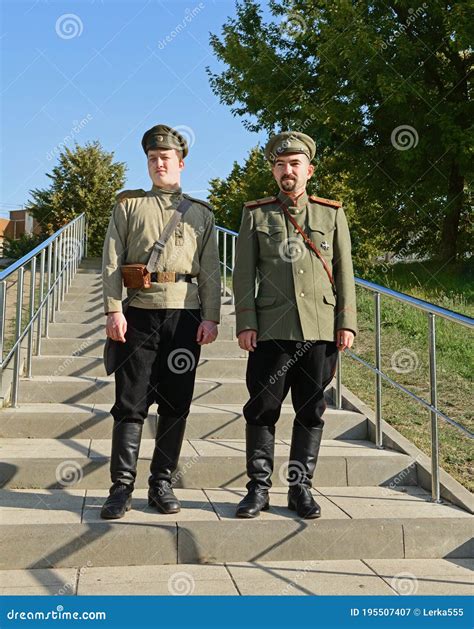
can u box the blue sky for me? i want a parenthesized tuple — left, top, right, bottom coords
(1, 0, 272, 217)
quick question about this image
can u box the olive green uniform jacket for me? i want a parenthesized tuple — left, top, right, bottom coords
(233, 190, 357, 342)
(102, 185, 221, 323)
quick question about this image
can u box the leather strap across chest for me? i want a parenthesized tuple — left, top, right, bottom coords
(278, 201, 336, 293)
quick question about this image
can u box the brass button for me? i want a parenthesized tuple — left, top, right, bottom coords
(299, 269, 304, 274)
(300, 292, 305, 297)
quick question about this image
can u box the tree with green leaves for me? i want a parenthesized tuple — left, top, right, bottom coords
(208, 0, 472, 262)
(209, 144, 387, 271)
(27, 141, 126, 256)
(209, 146, 274, 232)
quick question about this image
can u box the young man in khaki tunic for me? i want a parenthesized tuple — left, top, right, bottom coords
(101, 124, 221, 519)
(233, 131, 357, 519)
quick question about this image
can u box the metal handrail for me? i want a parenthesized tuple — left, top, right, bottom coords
(216, 224, 473, 503)
(0, 214, 87, 406)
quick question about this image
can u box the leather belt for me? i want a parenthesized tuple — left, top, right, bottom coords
(150, 272, 193, 283)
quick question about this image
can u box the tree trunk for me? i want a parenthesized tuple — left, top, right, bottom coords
(439, 160, 464, 263)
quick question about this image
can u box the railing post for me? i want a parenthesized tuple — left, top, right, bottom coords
(0, 281, 6, 391)
(429, 313, 441, 503)
(335, 352, 342, 409)
(84, 217, 88, 258)
(36, 249, 45, 355)
(74, 220, 78, 276)
(51, 238, 58, 322)
(12, 267, 25, 407)
(59, 232, 65, 306)
(45, 244, 52, 336)
(223, 233, 227, 297)
(65, 227, 70, 292)
(26, 257, 36, 378)
(216, 230, 221, 295)
(374, 292, 383, 448)
(231, 235, 236, 305)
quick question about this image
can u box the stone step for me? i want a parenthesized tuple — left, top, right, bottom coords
(37, 338, 247, 358)
(60, 292, 235, 304)
(1, 557, 471, 595)
(78, 259, 101, 268)
(66, 285, 102, 294)
(0, 486, 471, 569)
(54, 308, 236, 323)
(55, 311, 104, 324)
(30, 356, 247, 379)
(53, 310, 237, 326)
(0, 404, 367, 440)
(61, 295, 104, 306)
(42, 322, 236, 340)
(19, 376, 324, 405)
(0, 438, 417, 489)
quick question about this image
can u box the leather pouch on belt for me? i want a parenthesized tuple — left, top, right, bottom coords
(120, 264, 151, 289)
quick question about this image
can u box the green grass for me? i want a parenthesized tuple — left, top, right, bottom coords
(344, 260, 473, 491)
(224, 258, 473, 490)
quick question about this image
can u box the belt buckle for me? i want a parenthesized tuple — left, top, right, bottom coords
(157, 271, 176, 283)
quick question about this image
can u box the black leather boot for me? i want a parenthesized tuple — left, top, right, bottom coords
(236, 424, 275, 518)
(148, 415, 186, 514)
(287, 425, 323, 519)
(101, 420, 143, 519)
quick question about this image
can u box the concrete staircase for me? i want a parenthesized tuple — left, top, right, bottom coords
(0, 259, 472, 596)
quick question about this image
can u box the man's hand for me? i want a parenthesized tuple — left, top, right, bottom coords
(106, 312, 127, 343)
(238, 330, 258, 352)
(336, 329, 354, 352)
(196, 320, 218, 345)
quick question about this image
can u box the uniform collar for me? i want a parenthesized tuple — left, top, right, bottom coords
(150, 184, 182, 196)
(277, 189, 308, 211)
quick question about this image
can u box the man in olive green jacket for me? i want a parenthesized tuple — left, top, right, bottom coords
(233, 131, 357, 519)
(101, 124, 221, 520)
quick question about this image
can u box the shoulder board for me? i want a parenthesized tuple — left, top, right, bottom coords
(309, 195, 342, 209)
(116, 189, 147, 202)
(244, 196, 277, 209)
(182, 194, 213, 211)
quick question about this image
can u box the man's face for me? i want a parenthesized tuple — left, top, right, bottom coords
(272, 153, 314, 194)
(147, 149, 184, 188)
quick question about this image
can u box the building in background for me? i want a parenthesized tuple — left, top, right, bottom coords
(0, 208, 41, 256)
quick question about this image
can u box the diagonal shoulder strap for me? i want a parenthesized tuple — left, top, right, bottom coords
(278, 201, 336, 293)
(124, 197, 193, 310)
(146, 197, 193, 273)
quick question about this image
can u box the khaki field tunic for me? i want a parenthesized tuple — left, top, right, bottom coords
(233, 190, 357, 342)
(102, 185, 221, 323)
